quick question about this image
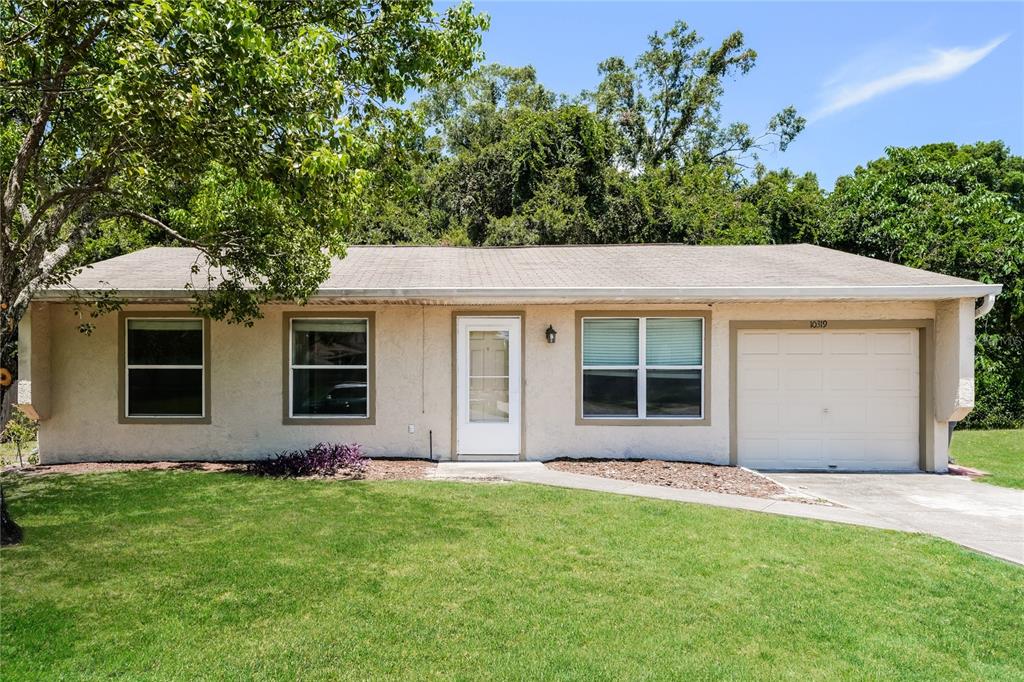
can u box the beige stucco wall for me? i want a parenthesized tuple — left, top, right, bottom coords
(29, 298, 973, 471)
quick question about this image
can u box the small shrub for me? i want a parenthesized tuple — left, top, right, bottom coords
(2, 410, 38, 467)
(248, 442, 367, 478)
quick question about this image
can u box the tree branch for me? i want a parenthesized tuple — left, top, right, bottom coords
(118, 211, 203, 249)
(0, 18, 108, 234)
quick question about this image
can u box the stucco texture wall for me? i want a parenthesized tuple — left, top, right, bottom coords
(33, 299, 961, 469)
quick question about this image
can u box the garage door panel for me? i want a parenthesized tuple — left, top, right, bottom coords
(873, 368, 915, 391)
(780, 401, 824, 429)
(739, 402, 780, 430)
(872, 331, 914, 354)
(829, 368, 867, 391)
(829, 332, 868, 354)
(737, 327, 919, 471)
(780, 438, 826, 461)
(738, 437, 779, 464)
(867, 396, 917, 430)
(739, 332, 779, 354)
(783, 368, 822, 391)
(868, 438, 918, 464)
(743, 367, 779, 390)
(826, 402, 867, 430)
(826, 438, 867, 462)
(783, 332, 823, 354)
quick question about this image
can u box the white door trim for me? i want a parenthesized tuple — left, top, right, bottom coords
(454, 315, 523, 460)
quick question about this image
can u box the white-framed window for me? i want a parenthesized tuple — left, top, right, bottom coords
(125, 318, 205, 418)
(581, 316, 704, 419)
(289, 318, 370, 418)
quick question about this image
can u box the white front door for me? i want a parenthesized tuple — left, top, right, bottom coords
(736, 328, 920, 471)
(456, 317, 522, 458)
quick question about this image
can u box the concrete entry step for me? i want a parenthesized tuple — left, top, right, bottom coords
(429, 461, 546, 481)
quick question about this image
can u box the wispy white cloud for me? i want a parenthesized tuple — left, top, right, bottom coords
(812, 35, 1007, 120)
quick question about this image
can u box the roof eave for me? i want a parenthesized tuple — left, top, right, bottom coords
(34, 283, 1003, 304)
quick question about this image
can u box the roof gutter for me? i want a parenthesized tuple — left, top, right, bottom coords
(974, 292, 997, 319)
(34, 283, 1003, 303)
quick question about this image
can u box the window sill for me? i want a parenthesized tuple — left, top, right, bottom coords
(283, 416, 375, 426)
(576, 416, 709, 427)
(119, 415, 211, 425)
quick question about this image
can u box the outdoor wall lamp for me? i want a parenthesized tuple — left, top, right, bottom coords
(545, 325, 557, 344)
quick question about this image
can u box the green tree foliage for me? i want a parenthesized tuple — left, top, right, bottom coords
(349, 65, 617, 245)
(822, 142, 1023, 428)
(0, 0, 486, 406)
(0, 0, 485, 322)
(601, 163, 766, 245)
(741, 167, 826, 244)
(1, 409, 37, 467)
(588, 21, 803, 171)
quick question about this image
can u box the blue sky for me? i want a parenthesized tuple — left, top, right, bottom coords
(440, 2, 1023, 188)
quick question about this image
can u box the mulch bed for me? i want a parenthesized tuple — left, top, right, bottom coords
(360, 459, 436, 481)
(4, 459, 436, 481)
(947, 463, 989, 479)
(546, 459, 809, 500)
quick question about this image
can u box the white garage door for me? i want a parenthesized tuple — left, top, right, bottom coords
(737, 328, 920, 471)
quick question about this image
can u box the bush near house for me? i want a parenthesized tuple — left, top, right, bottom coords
(247, 442, 368, 478)
(0, 411, 37, 467)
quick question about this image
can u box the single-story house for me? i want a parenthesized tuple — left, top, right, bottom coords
(17, 244, 1000, 471)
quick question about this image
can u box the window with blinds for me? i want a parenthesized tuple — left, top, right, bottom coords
(582, 317, 703, 419)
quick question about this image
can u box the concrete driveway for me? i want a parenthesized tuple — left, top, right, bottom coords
(766, 473, 1024, 565)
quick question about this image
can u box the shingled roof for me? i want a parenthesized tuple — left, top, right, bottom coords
(41, 243, 1000, 303)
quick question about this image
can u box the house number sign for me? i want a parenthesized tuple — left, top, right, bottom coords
(809, 320, 828, 329)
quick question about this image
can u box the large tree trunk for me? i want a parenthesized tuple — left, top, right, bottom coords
(0, 486, 21, 545)
(1, 306, 23, 545)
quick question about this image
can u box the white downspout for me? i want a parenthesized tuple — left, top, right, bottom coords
(974, 293, 996, 319)
(950, 293, 998, 447)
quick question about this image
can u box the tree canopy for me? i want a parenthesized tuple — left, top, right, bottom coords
(588, 21, 803, 171)
(0, 0, 487, 406)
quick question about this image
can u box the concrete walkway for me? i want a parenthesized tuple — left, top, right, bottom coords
(768, 473, 1024, 566)
(428, 463, 1023, 565)
(428, 462, 912, 531)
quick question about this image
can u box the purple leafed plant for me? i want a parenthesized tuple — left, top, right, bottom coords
(248, 442, 368, 478)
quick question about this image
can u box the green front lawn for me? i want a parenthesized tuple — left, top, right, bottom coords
(951, 429, 1024, 489)
(1, 472, 1021, 680)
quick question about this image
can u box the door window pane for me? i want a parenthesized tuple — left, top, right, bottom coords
(583, 369, 638, 417)
(127, 319, 202, 365)
(127, 368, 203, 416)
(292, 319, 367, 366)
(646, 369, 702, 417)
(583, 319, 639, 366)
(292, 368, 368, 416)
(646, 318, 702, 366)
(469, 377, 510, 423)
(469, 330, 509, 377)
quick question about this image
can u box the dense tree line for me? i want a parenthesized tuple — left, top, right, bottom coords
(343, 26, 1023, 428)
